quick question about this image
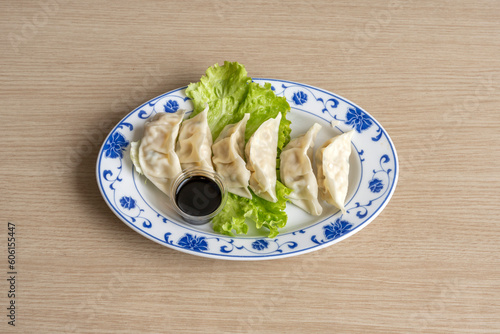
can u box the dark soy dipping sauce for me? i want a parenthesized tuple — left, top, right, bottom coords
(175, 176, 222, 217)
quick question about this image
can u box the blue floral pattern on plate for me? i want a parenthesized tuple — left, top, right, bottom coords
(292, 91, 308, 105)
(346, 107, 373, 133)
(324, 219, 353, 240)
(252, 239, 269, 251)
(177, 233, 209, 252)
(119, 196, 136, 210)
(164, 100, 179, 113)
(103, 132, 129, 159)
(96, 79, 398, 260)
(369, 178, 384, 193)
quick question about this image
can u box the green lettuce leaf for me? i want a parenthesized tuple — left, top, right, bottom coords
(185, 62, 291, 150)
(236, 82, 292, 153)
(212, 194, 251, 236)
(186, 61, 292, 237)
(212, 181, 292, 238)
(185, 61, 251, 139)
(247, 181, 292, 238)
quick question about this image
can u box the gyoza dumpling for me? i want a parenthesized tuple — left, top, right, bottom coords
(175, 106, 213, 171)
(212, 114, 252, 199)
(245, 113, 282, 202)
(130, 109, 185, 196)
(315, 130, 354, 213)
(280, 123, 323, 216)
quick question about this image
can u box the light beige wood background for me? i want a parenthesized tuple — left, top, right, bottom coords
(1, 0, 499, 333)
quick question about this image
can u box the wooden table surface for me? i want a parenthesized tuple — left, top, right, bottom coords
(1, 0, 499, 333)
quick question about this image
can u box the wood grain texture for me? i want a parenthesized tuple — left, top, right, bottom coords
(1, 0, 499, 333)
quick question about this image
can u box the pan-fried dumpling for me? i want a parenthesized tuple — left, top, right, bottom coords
(176, 106, 213, 171)
(131, 109, 186, 196)
(315, 130, 354, 213)
(245, 113, 282, 202)
(280, 123, 323, 216)
(212, 114, 252, 199)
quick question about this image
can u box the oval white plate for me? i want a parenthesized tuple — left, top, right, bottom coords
(96, 79, 398, 260)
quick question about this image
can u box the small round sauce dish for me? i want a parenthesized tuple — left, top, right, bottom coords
(170, 168, 227, 225)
